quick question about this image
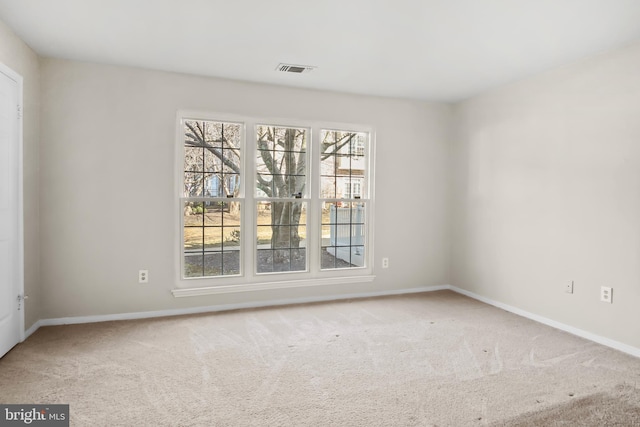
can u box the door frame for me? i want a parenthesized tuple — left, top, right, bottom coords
(0, 61, 25, 343)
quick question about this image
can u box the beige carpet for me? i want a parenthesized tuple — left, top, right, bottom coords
(1, 290, 639, 426)
(491, 384, 640, 426)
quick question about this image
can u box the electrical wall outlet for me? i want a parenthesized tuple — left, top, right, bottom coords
(600, 286, 612, 303)
(565, 280, 574, 294)
(382, 258, 389, 269)
(139, 270, 149, 284)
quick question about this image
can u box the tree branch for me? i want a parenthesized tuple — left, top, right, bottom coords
(257, 137, 286, 195)
(185, 139, 241, 175)
(321, 132, 356, 160)
(256, 174, 272, 197)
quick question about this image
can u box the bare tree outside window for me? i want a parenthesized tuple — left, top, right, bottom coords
(256, 125, 307, 273)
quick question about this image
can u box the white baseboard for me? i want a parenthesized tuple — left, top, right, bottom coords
(36, 285, 449, 328)
(449, 285, 640, 359)
(25, 284, 639, 359)
(24, 319, 42, 340)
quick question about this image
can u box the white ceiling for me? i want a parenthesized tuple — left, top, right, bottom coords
(1, 0, 640, 102)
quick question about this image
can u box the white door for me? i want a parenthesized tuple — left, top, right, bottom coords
(0, 64, 22, 359)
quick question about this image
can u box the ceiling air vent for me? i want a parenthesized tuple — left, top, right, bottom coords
(276, 63, 316, 74)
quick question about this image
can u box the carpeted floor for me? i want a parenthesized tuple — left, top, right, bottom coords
(1, 290, 639, 426)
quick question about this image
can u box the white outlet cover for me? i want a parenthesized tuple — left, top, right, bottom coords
(600, 286, 612, 303)
(139, 270, 149, 283)
(565, 281, 573, 294)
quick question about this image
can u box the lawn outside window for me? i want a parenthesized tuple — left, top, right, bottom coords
(176, 112, 375, 291)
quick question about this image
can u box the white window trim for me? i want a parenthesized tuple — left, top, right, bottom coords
(174, 111, 376, 295)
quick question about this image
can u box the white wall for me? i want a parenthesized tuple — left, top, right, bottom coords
(451, 42, 640, 349)
(0, 19, 40, 330)
(39, 59, 451, 319)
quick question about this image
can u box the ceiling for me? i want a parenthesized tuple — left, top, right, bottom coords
(1, 0, 640, 102)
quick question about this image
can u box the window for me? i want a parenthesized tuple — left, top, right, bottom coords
(320, 130, 369, 269)
(182, 119, 243, 278)
(178, 114, 373, 284)
(255, 125, 309, 274)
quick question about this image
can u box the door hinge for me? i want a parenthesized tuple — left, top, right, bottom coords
(17, 104, 22, 119)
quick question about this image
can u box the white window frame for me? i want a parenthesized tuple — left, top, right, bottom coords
(173, 112, 376, 297)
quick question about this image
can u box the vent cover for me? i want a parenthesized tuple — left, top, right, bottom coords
(276, 63, 316, 74)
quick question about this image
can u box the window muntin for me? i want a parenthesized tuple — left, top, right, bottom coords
(182, 119, 243, 278)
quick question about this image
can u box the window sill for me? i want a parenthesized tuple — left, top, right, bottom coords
(172, 275, 376, 298)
